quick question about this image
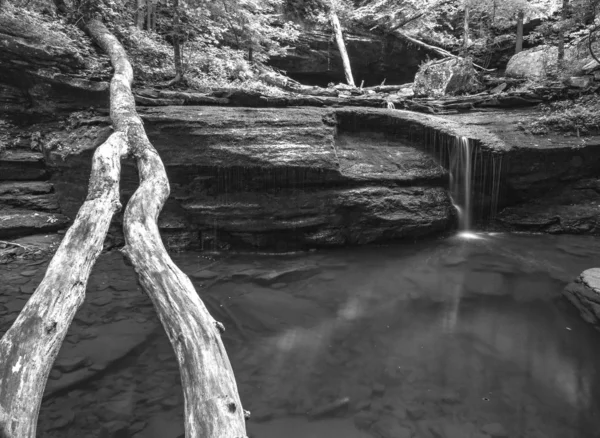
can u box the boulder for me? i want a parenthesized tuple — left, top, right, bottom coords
(563, 269, 600, 325)
(413, 58, 480, 97)
(567, 75, 593, 88)
(507, 37, 600, 79)
(506, 45, 558, 79)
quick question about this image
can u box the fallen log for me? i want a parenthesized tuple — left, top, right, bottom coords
(0, 13, 246, 438)
(0, 131, 127, 438)
(86, 19, 247, 438)
(363, 83, 413, 93)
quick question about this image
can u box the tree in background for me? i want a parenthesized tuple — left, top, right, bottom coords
(163, 0, 299, 84)
(558, 0, 570, 62)
(329, 0, 355, 86)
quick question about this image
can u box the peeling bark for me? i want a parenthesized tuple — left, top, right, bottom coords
(85, 18, 247, 438)
(0, 131, 127, 438)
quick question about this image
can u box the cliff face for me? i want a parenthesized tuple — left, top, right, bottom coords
(3, 7, 600, 252)
(269, 30, 425, 87)
(45, 107, 457, 251)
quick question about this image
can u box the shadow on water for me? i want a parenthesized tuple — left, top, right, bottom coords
(3, 234, 600, 437)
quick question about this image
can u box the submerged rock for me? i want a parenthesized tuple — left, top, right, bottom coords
(563, 269, 600, 325)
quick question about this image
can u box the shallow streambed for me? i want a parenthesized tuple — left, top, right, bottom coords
(2, 233, 600, 438)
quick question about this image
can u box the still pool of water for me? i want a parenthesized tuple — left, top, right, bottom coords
(3, 233, 600, 438)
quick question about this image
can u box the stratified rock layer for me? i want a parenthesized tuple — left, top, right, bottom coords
(443, 109, 600, 235)
(563, 269, 600, 325)
(48, 106, 458, 250)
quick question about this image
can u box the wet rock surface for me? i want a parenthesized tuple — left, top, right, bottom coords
(47, 106, 458, 251)
(444, 109, 600, 233)
(5, 104, 600, 248)
(0, 147, 69, 238)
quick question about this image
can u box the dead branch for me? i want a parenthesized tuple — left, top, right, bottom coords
(0, 131, 127, 438)
(85, 18, 247, 438)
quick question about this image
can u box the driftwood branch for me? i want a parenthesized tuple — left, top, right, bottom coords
(86, 18, 247, 438)
(0, 132, 127, 438)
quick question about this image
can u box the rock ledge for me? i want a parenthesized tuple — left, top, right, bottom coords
(563, 268, 600, 325)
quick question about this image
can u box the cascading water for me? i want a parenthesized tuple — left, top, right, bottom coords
(449, 136, 473, 232)
(418, 127, 505, 234)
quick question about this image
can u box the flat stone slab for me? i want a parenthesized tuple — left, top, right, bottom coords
(0, 150, 48, 181)
(0, 181, 59, 211)
(0, 208, 69, 238)
(563, 268, 600, 325)
(0, 181, 53, 195)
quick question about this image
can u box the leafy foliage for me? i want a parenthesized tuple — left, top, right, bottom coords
(120, 0, 300, 85)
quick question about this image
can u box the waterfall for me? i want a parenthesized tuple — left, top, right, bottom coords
(449, 136, 473, 231)
(416, 125, 506, 232)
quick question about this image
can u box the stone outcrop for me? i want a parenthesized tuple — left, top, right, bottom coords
(443, 109, 600, 234)
(413, 58, 480, 97)
(563, 269, 600, 325)
(506, 46, 558, 79)
(46, 106, 460, 251)
(0, 151, 69, 238)
(0, 5, 109, 115)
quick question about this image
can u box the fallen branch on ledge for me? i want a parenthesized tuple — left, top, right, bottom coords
(132, 86, 548, 114)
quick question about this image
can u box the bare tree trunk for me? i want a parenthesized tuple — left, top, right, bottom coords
(515, 10, 524, 54)
(85, 18, 247, 438)
(0, 133, 127, 438)
(136, 0, 145, 29)
(146, 0, 152, 30)
(151, 1, 156, 31)
(53, 0, 69, 14)
(330, 10, 355, 87)
(558, 0, 569, 62)
(463, 2, 469, 56)
(168, 0, 184, 84)
(0, 15, 246, 438)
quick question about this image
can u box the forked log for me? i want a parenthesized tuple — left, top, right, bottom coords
(85, 19, 247, 438)
(0, 14, 246, 438)
(0, 131, 127, 438)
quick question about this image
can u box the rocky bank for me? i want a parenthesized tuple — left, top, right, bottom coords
(5, 104, 600, 251)
(43, 106, 468, 251)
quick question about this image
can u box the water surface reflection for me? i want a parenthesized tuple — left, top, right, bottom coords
(19, 234, 600, 437)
